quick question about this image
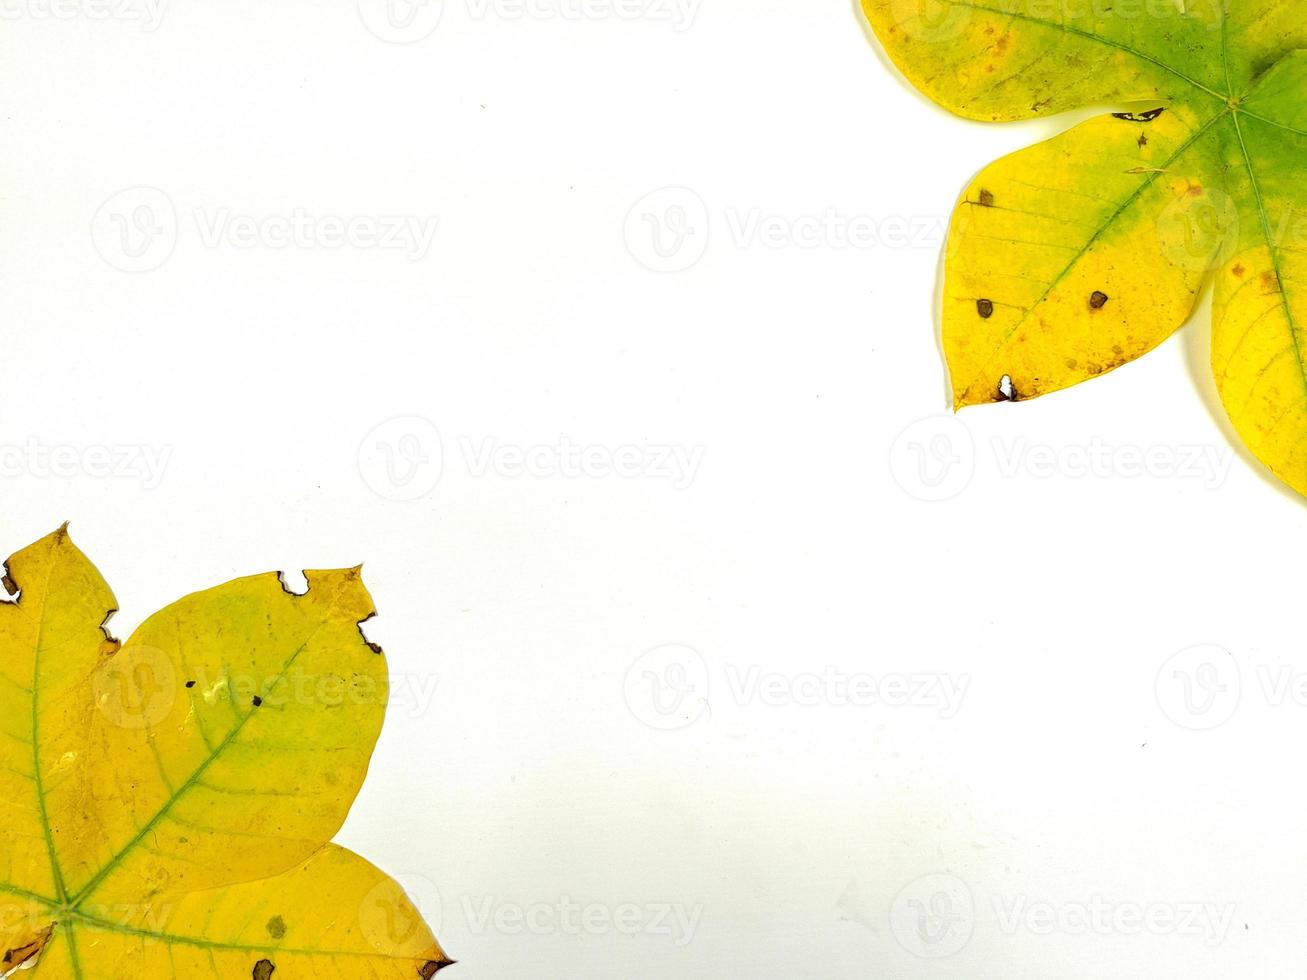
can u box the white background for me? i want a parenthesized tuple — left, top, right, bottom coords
(2, 1, 1304, 977)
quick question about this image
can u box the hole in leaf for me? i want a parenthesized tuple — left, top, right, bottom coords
(277, 570, 309, 596)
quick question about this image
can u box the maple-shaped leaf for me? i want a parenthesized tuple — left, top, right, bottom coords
(0, 527, 451, 979)
(864, 0, 1307, 496)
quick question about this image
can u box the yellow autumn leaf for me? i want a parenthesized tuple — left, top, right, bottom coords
(863, 0, 1307, 497)
(0, 527, 450, 978)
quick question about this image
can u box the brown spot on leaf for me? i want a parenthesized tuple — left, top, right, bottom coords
(978, 189, 995, 207)
(1137, 134, 1148, 148)
(253, 959, 276, 980)
(1065, 358, 1078, 370)
(976, 298, 994, 319)
(420, 958, 457, 978)
(1186, 184, 1204, 197)
(266, 916, 286, 940)
(1262, 270, 1281, 292)
(1089, 291, 1109, 310)
(1232, 263, 1245, 277)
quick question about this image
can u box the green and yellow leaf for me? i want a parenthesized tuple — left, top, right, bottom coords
(863, 0, 1307, 496)
(0, 527, 450, 978)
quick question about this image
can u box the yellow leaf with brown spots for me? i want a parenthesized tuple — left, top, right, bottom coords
(0, 527, 451, 979)
(863, 0, 1307, 497)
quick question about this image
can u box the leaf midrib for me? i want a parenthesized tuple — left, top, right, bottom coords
(1227, 110, 1307, 400)
(1217, 0, 1307, 401)
(30, 550, 68, 908)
